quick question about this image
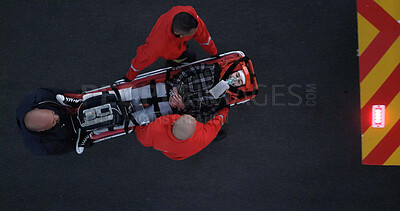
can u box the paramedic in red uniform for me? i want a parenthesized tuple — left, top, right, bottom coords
(126, 6, 218, 80)
(134, 107, 229, 160)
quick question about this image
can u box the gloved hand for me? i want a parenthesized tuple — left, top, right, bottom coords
(112, 77, 130, 86)
(126, 68, 140, 81)
(224, 103, 232, 109)
(122, 76, 131, 82)
(211, 53, 220, 59)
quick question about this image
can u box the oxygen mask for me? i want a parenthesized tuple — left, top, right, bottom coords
(226, 75, 240, 86)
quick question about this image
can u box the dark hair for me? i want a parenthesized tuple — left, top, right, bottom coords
(172, 12, 198, 33)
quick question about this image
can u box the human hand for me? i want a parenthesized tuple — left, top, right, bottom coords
(169, 96, 177, 108)
(169, 94, 186, 109)
(172, 87, 179, 96)
(211, 53, 220, 59)
(122, 76, 131, 82)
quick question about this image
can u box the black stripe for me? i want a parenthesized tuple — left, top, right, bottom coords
(213, 63, 222, 86)
(128, 113, 139, 126)
(111, 85, 122, 101)
(165, 69, 172, 100)
(228, 87, 259, 98)
(140, 97, 169, 104)
(248, 70, 255, 84)
(110, 84, 130, 133)
(150, 80, 162, 118)
(221, 57, 250, 81)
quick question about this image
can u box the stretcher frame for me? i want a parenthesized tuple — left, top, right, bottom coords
(67, 51, 252, 143)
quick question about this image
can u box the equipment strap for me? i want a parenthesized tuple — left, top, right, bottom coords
(165, 69, 172, 100)
(122, 115, 129, 133)
(111, 84, 130, 134)
(150, 80, 162, 118)
(165, 68, 172, 82)
(140, 97, 169, 104)
(221, 57, 250, 81)
(228, 86, 259, 98)
(111, 85, 122, 101)
(248, 67, 255, 84)
(213, 63, 222, 85)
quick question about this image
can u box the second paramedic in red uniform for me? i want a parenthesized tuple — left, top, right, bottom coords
(135, 107, 228, 160)
(126, 6, 218, 80)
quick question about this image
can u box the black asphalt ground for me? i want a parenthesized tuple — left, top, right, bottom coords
(1, 0, 400, 210)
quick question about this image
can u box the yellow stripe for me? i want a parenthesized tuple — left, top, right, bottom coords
(375, 0, 400, 21)
(362, 92, 400, 159)
(357, 13, 380, 56)
(360, 36, 400, 108)
(384, 145, 400, 166)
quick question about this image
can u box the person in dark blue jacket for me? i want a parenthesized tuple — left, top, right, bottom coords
(16, 88, 78, 155)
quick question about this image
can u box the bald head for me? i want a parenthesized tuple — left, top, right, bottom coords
(172, 115, 197, 140)
(24, 108, 59, 132)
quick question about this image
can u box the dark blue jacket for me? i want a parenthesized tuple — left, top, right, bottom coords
(16, 88, 76, 155)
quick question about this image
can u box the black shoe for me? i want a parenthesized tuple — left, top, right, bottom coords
(165, 51, 197, 67)
(185, 51, 197, 63)
(76, 130, 94, 154)
(213, 130, 226, 142)
(56, 94, 82, 108)
(166, 59, 181, 67)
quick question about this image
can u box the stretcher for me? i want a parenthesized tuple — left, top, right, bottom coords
(64, 51, 258, 143)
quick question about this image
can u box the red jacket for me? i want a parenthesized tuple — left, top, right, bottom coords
(135, 107, 229, 160)
(126, 6, 218, 80)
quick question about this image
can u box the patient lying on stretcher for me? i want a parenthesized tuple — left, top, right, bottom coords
(18, 52, 254, 155)
(58, 63, 247, 124)
(55, 62, 247, 153)
(51, 63, 249, 154)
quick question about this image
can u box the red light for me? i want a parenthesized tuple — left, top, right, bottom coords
(372, 105, 385, 128)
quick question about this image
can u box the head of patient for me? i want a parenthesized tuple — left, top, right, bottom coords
(227, 70, 246, 87)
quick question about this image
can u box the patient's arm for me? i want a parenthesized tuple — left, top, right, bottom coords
(183, 93, 227, 123)
(169, 93, 186, 110)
